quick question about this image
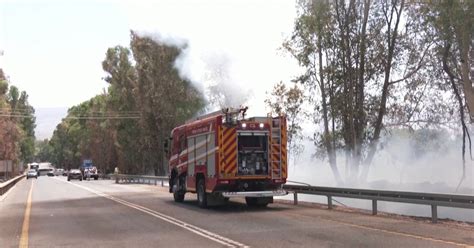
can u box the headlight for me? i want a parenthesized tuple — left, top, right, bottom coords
(259, 123, 264, 128)
(241, 123, 247, 128)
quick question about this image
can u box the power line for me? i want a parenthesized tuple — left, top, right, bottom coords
(0, 114, 141, 120)
(64, 116, 141, 120)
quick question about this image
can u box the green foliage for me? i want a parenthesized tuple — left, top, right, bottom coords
(265, 81, 305, 158)
(0, 69, 36, 163)
(45, 32, 205, 175)
(284, 0, 471, 183)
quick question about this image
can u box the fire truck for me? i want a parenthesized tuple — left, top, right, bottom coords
(167, 107, 288, 208)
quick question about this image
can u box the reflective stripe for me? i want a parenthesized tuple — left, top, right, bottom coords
(176, 147, 219, 168)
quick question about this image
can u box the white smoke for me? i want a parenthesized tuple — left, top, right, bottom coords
(121, 0, 299, 116)
(284, 129, 474, 222)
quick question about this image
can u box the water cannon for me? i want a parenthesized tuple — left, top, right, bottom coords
(222, 106, 248, 126)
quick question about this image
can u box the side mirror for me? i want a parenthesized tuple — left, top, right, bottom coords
(164, 139, 169, 154)
(163, 137, 172, 156)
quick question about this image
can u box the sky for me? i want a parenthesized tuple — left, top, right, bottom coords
(0, 0, 300, 139)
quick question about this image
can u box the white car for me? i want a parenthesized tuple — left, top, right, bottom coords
(26, 169, 38, 179)
(54, 168, 64, 176)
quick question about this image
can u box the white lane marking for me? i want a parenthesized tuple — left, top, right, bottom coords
(53, 178, 248, 248)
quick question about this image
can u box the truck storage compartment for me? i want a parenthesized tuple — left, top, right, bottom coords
(237, 133, 268, 176)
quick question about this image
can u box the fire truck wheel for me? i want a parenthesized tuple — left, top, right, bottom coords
(173, 191, 185, 202)
(173, 177, 185, 202)
(197, 179, 208, 208)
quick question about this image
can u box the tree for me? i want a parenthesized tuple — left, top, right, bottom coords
(130, 31, 205, 175)
(47, 32, 206, 176)
(102, 45, 141, 174)
(424, 0, 474, 190)
(265, 81, 305, 162)
(8, 87, 36, 162)
(0, 69, 35, 164)
(285, 0, 443, 184)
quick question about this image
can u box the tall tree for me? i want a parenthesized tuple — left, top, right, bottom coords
(130, 31, 205, 175)
(8, 87, 36, 162)
(425, 0, 474, 190)
(285, 0, 437, 183)
(265, 82, 305, 162)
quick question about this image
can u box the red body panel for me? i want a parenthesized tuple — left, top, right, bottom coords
(168, 113, 287, 194)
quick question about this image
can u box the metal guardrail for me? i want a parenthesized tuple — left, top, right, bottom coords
(0, 174, 25, 196)
(112, 174, 168, 187)
(283, 184, 474, 223)
(110, 174, 473, 223)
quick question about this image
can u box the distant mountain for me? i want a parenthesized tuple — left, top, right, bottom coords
(35, 107, 68, 140)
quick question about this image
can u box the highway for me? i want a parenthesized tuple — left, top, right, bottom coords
(1, 177, 473, 248)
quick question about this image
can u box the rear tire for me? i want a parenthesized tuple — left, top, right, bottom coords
(94, 176, 98, 180)
(173, 177, 185, 203)
(197, 178, 207, 208)
(79, 178, 82, 181)
(67, 177, 70, 181)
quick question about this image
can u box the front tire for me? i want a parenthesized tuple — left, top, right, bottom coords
(67, 177, 70, 181)
(197, 178, 208, 208)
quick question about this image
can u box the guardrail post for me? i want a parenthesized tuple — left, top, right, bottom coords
(293, 192, 298, 205)
(372, 200, 377, 215)
(431, 205, 438, 223)
(327, 196, 333, 209)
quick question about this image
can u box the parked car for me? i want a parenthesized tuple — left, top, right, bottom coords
(26, 169, 38, 179)
(67, 169, 83, 181)
(47, 169, 55, 177)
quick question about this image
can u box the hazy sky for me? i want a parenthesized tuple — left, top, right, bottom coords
(0, 0, 299, 138)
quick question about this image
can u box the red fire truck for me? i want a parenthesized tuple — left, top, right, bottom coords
(167, 107, 288, 208)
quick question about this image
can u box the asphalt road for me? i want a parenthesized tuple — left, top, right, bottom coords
(1, 176, 473, 248)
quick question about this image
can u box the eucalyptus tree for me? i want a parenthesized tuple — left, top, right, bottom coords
(130, 32, 205, 175)
(422, 0, 474, 190)
(285, 0, 435, 183)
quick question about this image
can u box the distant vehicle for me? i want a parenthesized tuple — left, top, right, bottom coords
(80, 160, 99, 180)
(83, 167, 99, 180)
(26, 169, 38, 179)
(62, 170, 68, 176)
(54, 168, 64, 176)
(47, 169, 55, 177)
(67, 169, 82, 181)
(29, 163, 39, 172)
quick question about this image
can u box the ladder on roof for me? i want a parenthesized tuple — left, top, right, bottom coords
(270, 117, 282, 180)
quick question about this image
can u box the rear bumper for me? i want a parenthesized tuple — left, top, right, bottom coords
(214, 178, 286, 192)
(222, 189, 287, 198)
